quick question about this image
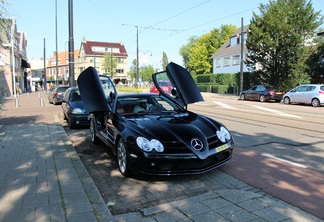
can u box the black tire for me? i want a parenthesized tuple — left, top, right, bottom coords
(283, 97, 290, 105)
(116, 139, 130, 177)
(68, 118, 74, 129)
(90, 117, 100, 144)
(311, 98, 320, 107)
(259, 95, 265, 102)
(240, 94, 245, 100)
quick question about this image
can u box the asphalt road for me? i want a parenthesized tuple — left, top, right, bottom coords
(60, 93, 324, 217)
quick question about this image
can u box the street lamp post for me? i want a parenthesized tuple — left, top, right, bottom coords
(136, 26, 139, 87)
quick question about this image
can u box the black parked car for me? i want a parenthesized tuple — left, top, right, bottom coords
(77, 63, 234, 177)
(48, 85, 69, 105)
(239, 85, 284, 102)
(61, 87, 89, 128)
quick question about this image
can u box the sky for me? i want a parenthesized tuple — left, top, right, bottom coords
(6, 0, 324, 71)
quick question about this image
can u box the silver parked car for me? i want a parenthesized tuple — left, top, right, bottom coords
(283, 84, 324, 107)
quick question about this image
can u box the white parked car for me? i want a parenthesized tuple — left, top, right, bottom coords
(283, 84, 324, 107)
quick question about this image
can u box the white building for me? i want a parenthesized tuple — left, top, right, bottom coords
(211, 25, 249, 74)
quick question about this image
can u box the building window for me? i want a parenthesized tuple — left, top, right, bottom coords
(223, 57, 230, 67)
(116, 69, 124, 74)
(232, 55, 240, 65)
(216, 58, 220, 68)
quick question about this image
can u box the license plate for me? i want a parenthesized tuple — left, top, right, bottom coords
(216, 144, 229, 153)
(276, 92, 282, 94)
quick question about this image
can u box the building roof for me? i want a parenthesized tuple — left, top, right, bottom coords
(80, 40, 127, 57)
(211, 25, 249, 58)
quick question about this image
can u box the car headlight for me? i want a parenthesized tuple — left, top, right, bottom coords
(136, 137, 164, 152)
(71, 108, 82, 114)
(216, 126, 231, 143)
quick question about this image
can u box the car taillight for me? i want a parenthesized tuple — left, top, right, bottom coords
(269, 90, 275, 94)
(319, 90, 324, 94)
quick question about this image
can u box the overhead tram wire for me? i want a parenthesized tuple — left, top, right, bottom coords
(141, 6, 259, 49)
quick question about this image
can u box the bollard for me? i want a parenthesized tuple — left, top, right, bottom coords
(15, 93, 19, 108)
(27, 92, 29, 97)
(15, 97, 19, 108)
(40, 97, 44, 107)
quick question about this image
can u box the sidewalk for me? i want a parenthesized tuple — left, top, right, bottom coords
(0, 92, 322, 222)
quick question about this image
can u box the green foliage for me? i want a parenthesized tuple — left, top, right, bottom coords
(246, 0, 323, 91)
(179, 36, 199, 72)
(180, 25, 237, 74)
(129, 59, 137, 80)
(306, 35, 324, 82)
(139, 64, 155, 82)
(161, 52, 168, 70)
(102, 53, 117, 78)
(0, 1, 10, 43)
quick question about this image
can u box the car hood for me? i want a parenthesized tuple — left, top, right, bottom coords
(152, 62, 204, 107)
(124, 112, 229, 159)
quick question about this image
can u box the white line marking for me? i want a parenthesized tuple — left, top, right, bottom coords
(251, 105, 302, 119)
(213, 101, 237, 109)
(261, 153, 307, 168)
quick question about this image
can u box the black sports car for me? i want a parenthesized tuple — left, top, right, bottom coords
(77, 62, 234, 177)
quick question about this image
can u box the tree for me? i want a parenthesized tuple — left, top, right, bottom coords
(246, 0, 323, 91)
(180, 24, 237, 74)
(0, 0, 10, 42)
(139, 65, 155, 82)
(179, 36, 198, 71)
(129, 59, 137, 81)
(161, 52, 168, 70)
(306, 35, 324, 82)
(102, 53, 117, 78)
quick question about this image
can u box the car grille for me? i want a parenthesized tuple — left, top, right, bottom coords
(162, 141, 190, 154)
(162, 134, 220, 154)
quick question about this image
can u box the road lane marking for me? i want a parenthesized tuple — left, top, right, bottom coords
(213, 101, 237, 109)
(250, 105, 302, 119)
(261, 153, 307, 168)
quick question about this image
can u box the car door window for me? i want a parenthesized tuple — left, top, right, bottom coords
(296, 86, 308, 92)
(256, 86, 265, 91)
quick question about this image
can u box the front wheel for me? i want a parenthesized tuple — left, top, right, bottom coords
(90, 117, 100, 144)
(116, 139, 130, 177)
(311, 98, 320, 107)
(283, 97, 290, 105)
(240, 94, 245, 100)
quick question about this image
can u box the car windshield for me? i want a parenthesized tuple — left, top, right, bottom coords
(57, 87, 69, 93)
(70, 90, 82, 101)
(116, 94, 181, 115)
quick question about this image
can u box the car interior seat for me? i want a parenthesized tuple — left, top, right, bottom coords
(71, 92, 81, 101)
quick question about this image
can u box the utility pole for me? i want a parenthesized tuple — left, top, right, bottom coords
(43, 38, 47, 91)
(55, 0, 59, 85)
(240, 17, 244, 94)
(136, 26, 139, 87)
(68, 0, 75, 87)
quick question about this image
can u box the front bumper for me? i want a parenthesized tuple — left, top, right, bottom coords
(128, 146, 233, 176)
(70, 114, 90, 127)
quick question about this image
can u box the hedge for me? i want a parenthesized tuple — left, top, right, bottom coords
(196, 72, 254, 94)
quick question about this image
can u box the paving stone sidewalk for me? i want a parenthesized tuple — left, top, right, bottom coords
(0, 92, 323, 221)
